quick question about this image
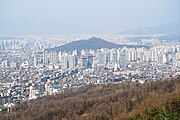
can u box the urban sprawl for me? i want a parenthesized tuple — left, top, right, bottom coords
(0, 34, 179, 111)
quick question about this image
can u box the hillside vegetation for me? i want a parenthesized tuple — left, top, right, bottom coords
(47, 37, 150, 52)
(0, 77, 180, 120)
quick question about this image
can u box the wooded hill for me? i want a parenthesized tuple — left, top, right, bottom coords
(46, 37, 151, 52)
(0, 77, 180, 120)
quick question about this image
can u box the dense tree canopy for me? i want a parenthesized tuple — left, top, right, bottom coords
(0, 76, 179, 120)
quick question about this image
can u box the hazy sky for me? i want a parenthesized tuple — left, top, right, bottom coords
(0, 0, 180, 34)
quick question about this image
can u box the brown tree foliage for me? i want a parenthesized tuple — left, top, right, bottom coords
(0, 76, 179, 120)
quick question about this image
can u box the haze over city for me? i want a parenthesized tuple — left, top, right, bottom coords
(0, 0, 180, 34)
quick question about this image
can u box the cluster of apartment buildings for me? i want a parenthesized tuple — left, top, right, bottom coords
(36, 45, 180, 70)
(0, 39, 20, 50)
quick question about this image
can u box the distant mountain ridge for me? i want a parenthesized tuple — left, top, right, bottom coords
(120, 22, 180, 35)
(158, 32, 180, 41)
(127, 32, 180, 42)
(46, 37, 151, 52)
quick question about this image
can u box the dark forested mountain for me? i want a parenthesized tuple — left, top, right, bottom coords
(46, 37, 151, 52)
(0, 77, 179, 120)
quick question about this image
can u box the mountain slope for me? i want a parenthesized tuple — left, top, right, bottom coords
(0, 77, 179, 120)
